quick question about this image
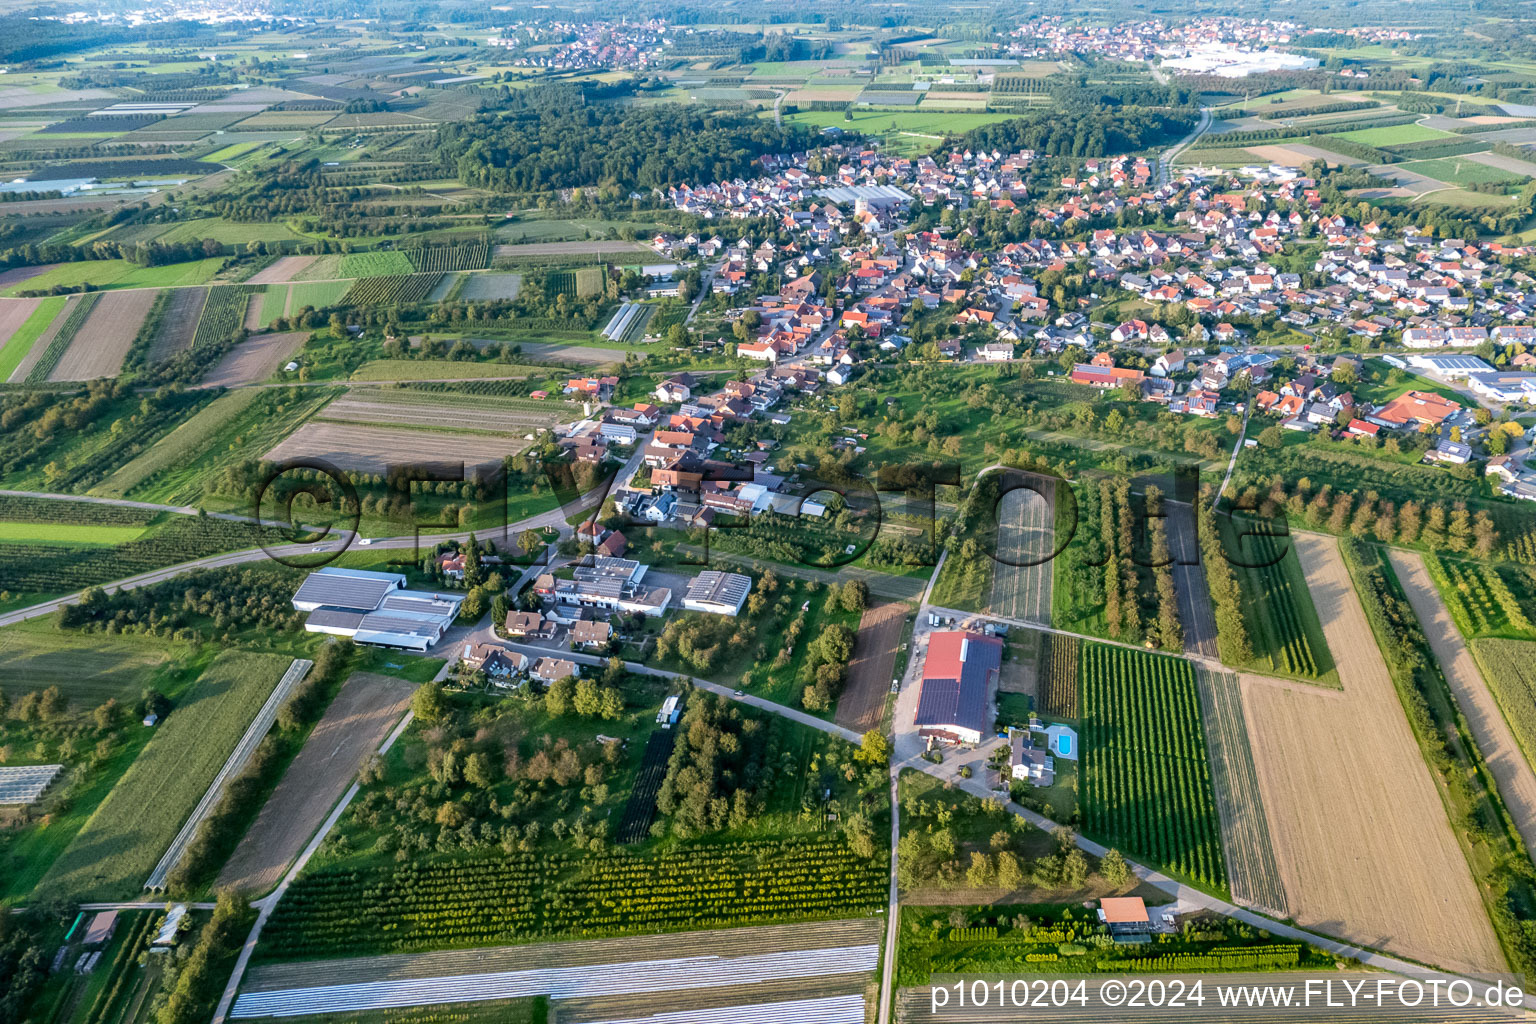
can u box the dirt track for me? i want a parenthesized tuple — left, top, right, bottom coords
(1168, 502, 1218, 658)
(836, 602, 904, 733)
(217, 672, 414, 895)
(1391, 551, 1536, 858)
(198, 331, 305, 388)
(49, 289, 156, 380)
(1240, 533, 1504, 976)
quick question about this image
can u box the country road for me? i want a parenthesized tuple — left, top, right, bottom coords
(1158, 105, 1213, 187)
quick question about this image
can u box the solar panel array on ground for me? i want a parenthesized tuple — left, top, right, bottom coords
(0, 764, 63, 804)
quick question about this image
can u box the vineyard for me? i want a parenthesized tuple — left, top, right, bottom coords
(1424, 553, 1536, 640)
(25, 292, 100, 383)
(1079, 643, 1226, 888)
(1038, 633, 1080, 718)
(410, 243, 491, 274)
(616, 729, 676, 843)
(0, 515, 273, 595)
(1193, 669, 1288, 917)
(342, 273, 445, 307)
(256, 837, 887, 959)
(192, 285, 261, 348)
(1472, 639, 1536, 768)
(1231, 525, 1334, 683)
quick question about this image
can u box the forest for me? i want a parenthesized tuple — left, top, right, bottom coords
(958, 109, 1196, 159)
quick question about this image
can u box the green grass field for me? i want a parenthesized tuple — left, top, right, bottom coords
(155, 217, 305, 246)
(339, 252, 415, 278)
(783, 108, 1015, 137)
(1398, 156, 1527, 185)
(258, 283, 289, 325)
(288, 280, 351, 311)
(35, 650, 294, 901)
(2, 259, 225, 297)
(1331, 123, 1454, 146)
(0, 296, 65, 379)
(0, 521, 146, 545)
(348, 359, 551, 381)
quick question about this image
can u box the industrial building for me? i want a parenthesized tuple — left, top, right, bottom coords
(682, 571, 752, 616)
(290, 567, 464, 652)
(914, 631, 1002, 745)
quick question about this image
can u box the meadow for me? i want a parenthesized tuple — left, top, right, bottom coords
(1398, 157, 1526, 185)
(34, 650, 295, 901)
(0, 296, 64, 379)
(1331, 123, 1455, 146)
(0, 521, 146, 545)
(1, 259, 226, 297)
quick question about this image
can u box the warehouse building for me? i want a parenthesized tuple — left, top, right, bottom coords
(682, 571, 752, 616)
(291, 567, 464, 652)
(914, 630, 1002, 745)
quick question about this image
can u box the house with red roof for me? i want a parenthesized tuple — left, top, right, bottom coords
(914, 631, 1002, 745)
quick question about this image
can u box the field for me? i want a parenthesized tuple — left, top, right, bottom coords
(1227, 523, 1337, 685)
(0, 626, 176, 706)
(1331, 123, 1455, 146)
(1422, 553, 1536, 639)
(348, 360, 552, 382)
(0, 296, 61, 381)
(192, 285, 257, 348)
(249, 256, 318, 284)
(316, 387, 565, 435)
(198, 331, 307, 387)
(146, 286, 208, 363)
(1079, 643, 1225, 888)
(1239, 533, 1504, 976)
(459, 272, 522, 301)
(409, 243, 491, 273)
(0, 257, 225, 297)
(0, 521, 146, 544)
(0, 297, 41, 353)
(239, 920, 878, 1018)
(987, 483, 1052, 623)
(835, 601, 904, 733)
(218, 672, 414, 895)
(255, 836, 885, 958)
(290, 280, 352, 312)
(340, 252, 416, 278)
(341, 273, 444, 307)
(1037, 633, 1080, 718)
(1193, 668, 1287, 917)
(1472, 639, 1536, 773)
(35, 650, 294, 901)
(546, 267, 605, 300)
(1393, 553, 1536, 859)
(48, 288, 157, 380)
(1398, 156, 1527, 185)
(264, 421, 529, 474)
(26, 291, 100, 382)
(614, 729, 675, 844)
(514, 340, 631, 365)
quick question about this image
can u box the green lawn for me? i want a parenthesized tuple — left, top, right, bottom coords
(288, 280, 351, 311)
(0, 296, 64, 379)
(783, 108, 1016, 137)
(1331, 123, 1454, 146)
(1398, 156, 1527, 185)
(35, 650, 296, 901)
(155, 218, 305, 246)
(0, 521, 146, 545)
(2, 259, 226, 297)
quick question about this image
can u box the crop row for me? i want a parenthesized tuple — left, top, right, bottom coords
(193, 285, 260, 349)
(1038, 633, 1080, 718)
(1080, 643, 1226, 888)
(342, 273, 445, 307)
(257, 838, 885, 960)
(1241, 530, 1320, 677)
(0, 495, 156, 527)
(409, 243, 490, 274)
(1427, 553, 1535, 639)
(25, 292, 101, 383)
(0, 516, 272, 594)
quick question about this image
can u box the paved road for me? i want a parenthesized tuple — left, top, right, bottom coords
(876, 768, 900, 1024)
(1168, 502, 1219, 658)
(1158, 106, 1213, 187)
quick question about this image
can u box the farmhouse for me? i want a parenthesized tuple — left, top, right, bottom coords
(1368, 391, 1462, 430)
(914, 630, 1002, 745)
(682, 571, 752, 616)
(291, 567, 463, 652)
(460, 642, 527, 681)
(570, 620, 613, 649)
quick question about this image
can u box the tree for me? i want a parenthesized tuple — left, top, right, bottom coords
(410, 682, 447, 724)
(1099, 848, 1131, 886)
(844, 811, 878, 858)
(1257, 424, 1284, 449)
(855, 729, 891, 766)
(545, 675, 577, 716)
(840, 578, 869, 612)
(995, 850, 1025, 890)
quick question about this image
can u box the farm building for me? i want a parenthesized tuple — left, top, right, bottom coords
(658, 694, 682, 727)
(1406, 354, 1494, 378)
(151, 905, 187, 949)
(914, 631, 1002, 745)
(1367, 391, 1463, 430)
(291, 567, 463, 652)
(683, 571, 752, 616)
(83, 911, 118, 948)
(1097, 897, 1151, 939)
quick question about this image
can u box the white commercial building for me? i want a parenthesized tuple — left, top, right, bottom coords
(291, 567, 463, 652)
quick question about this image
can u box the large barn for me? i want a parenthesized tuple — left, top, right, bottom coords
(914, 630, 1002, 744)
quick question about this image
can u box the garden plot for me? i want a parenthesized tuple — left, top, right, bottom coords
(835, 601, 904, 733)
(264, 421, 528, 474)
(48, 288, 157, 380)
(0, 764, 62, 805)
(987, 481, 1052, 623)
(514, 341, 635, 365)
(459, 272, 522, 301)
(147, 285, 208, 363)
(318, 388, 566, 435)
(198, 332, 307, 388)
(1240, 533, 1505, 976)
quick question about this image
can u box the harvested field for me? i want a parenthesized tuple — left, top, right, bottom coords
(988, 481, 1052, 623)
(1465, 150, 1536, 177)
(264, 421, 528, 474)
(248, 256, 318, 284)
(48, 288, 156, 380)
(219, 672, 414, 895)
(7, 293, 77, 383)
(319, 388, 565, 434)
(1391, 552, 1536, 858)
(147, 285, 207, 363)
(1240, 532, 1504, 975)
(0, 265, 55, 291)
(1245, 144, 1325, 167)
(492, 240, 652, 259)
(459, 272, 522, 301)
(0, 297, 40, 347)
(244, 293, 266, 330)
(198, 331, 306, 388)
(835, 602, 903, 733)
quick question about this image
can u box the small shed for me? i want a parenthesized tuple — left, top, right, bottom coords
(1098, 896, 1151, 939)
(82, 911, 118, 948)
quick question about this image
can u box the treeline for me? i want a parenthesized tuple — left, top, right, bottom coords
(3, 237, 230, 274)
(439, 104, 812, 193)
(1198, 499, 1254, 665)
(58, 565, 306, 641)
(957, 109, 1195, 159)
